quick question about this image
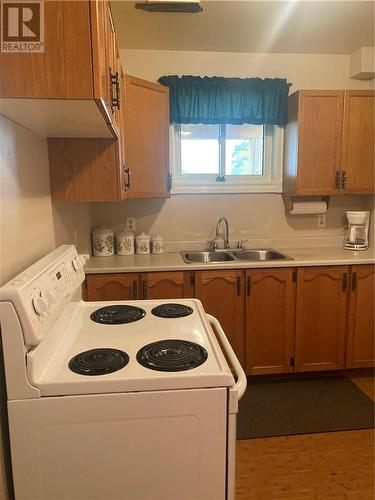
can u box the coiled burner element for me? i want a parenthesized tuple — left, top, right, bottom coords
(137, 339, 208, 372)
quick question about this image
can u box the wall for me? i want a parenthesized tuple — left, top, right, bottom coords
(0, 115, 56, 285)
(120, 49, 374, 91)
(0, 115, 58, 499)
(86, 50, 373, 246)
(53, 203, 92, 254)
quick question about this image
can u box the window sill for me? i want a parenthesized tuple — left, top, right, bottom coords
(171, 182, 283, 195)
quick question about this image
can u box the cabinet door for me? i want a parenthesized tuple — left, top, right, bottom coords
(295, 266, 349, 372)
(296, 91, 344, 195)
(140, 272, 193, 300)
(0, 2, 93, 99)
(341, 91, 375, 194)
(48, 138, 121, 202)
(124, 76, 170, 199)
(90, 0, 111, 115)
(347, 265, 375, 368)
(86, 274, 139, 301)
(195, 271, 245, 366)
(245, 269, 296, 375)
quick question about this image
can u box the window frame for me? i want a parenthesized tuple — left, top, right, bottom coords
(170, 123, 284, 194)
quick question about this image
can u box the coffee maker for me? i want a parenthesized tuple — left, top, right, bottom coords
(342, 211, 370, 250)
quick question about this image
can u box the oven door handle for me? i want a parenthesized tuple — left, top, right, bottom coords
(206, 314, 247, 400)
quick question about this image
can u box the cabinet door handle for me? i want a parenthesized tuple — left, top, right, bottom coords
(132, 280, 138, 299)
(142, 280, 147, 299)
(335, 171, 341, 189)
(247, 276, 252, 296)
(237, 276, 241, 296)
(341, 171, 347, 190)
(124, 167, 131, 190)
(351, 272, 357, 291)
(110, 70, 120, 111)
(342, 272, 348, 292)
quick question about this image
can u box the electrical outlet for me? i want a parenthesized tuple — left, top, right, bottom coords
(126, 217, 136, 231)
(317, 214, 326, 228)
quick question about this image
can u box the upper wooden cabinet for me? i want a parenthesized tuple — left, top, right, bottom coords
(341, 91, 375, 194)
(284, 90, 375, 196)
(347, 265, 375, 368)
(0, 2, 93, 99)
(0, 1, 119, 137)
(123, 76, 170, 199)
(245, 269, 296, 376)
(48, 75, 170, 202)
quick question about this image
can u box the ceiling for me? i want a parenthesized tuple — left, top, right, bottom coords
(111, 1, 374, 54)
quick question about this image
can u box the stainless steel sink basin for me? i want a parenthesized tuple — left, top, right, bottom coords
(232, 249, 292, 261)
(181, 248, 292, 263)
(181, 251, 235, 263)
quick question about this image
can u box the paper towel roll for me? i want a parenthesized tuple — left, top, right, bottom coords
(289, 200, 327, 215)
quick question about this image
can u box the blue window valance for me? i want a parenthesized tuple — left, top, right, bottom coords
(158, 75, 292, 126)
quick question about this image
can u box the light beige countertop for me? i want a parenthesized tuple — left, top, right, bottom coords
(84, 246, 375, 274)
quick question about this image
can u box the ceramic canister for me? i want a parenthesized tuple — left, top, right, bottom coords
(92, 227, 114, 257)
(116, 231, 135, 256)
(135, 233, 151, 255)
(151, 235, 164, 254)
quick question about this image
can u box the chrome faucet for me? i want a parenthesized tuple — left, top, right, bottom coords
(215, 217, 230, 249)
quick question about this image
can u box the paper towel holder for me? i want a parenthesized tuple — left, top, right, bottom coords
(282, 195, 330, 213)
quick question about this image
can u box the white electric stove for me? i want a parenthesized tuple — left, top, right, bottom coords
(0, 245, 246, 500)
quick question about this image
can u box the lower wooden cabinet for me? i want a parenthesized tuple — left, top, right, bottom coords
(347, 265, 375, 368)
(86, 273, 138, 301)
(245, 269, 296, 375)
(194, 270, 245, 366)
(85, 264, 374, 373)
(295, 266, 349, 372)
(140, 272, 193, 300)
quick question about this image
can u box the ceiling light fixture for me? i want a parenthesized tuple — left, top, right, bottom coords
(135, 1, 203, 13)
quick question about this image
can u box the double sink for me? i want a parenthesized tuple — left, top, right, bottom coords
(181, 248, 293, 264)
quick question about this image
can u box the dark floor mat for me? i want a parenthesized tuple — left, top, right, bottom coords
(237, 376, 374, 440)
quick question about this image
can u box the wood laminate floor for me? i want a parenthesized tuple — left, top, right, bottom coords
(235, 376, 374, 500)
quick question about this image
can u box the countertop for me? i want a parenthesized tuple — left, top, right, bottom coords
(84, 246, 375, 274)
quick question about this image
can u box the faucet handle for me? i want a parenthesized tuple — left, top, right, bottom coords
(208, 240, 219, 251)
(237, 239, 248, 250)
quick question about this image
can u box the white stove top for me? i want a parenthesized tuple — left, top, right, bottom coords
(27, 299, 235, 396)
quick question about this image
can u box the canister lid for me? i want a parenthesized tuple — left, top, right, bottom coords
(92, 227, 113, 235)
(135, 232, 151, 240)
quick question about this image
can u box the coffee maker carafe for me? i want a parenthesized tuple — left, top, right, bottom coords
(342, 211, 370, 250)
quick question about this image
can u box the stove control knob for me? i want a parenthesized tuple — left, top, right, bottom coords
(32, 296, 49, 317)
(40, 289, 55, 307)
(72, 257, 83, 272)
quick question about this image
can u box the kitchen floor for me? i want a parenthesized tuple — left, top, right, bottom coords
(235, 375, 374, 500)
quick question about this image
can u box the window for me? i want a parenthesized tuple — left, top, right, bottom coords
(171, 123, 283, 194)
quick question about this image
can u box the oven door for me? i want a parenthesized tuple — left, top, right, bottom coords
(8, 388, 227, 500)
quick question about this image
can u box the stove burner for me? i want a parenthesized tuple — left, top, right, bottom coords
(151, 303, 193, 319)
(69, 348, 129, 376)
(90, 305, 146, 324)
(137, 340, 208, 372)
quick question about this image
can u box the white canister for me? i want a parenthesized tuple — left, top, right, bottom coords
(151, 235, 164, 254)
(92, 227, 114, 257)
(135, 233, 151, 255)
(116, 231, 134, 256)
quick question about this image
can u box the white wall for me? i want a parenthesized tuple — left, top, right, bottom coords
(0, 115, 58, 499)
(91, 194, 371, 244)
(120, 49, 374, 91)
(0, 116, 55, 284)
(85, 50, 374, 246)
